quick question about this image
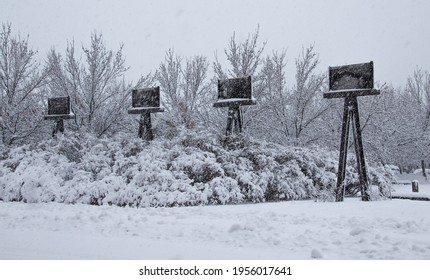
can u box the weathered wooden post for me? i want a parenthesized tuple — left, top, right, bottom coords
(127, 87, 164, 141)
(412, 180, 419, 193)
(213, 76, 256, 135)
(44, 96, 75, 136)
(323, 61, 380, 202)
(421, 159, 427, 180)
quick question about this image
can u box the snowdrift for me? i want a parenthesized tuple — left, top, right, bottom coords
(0, 131, 393, 207)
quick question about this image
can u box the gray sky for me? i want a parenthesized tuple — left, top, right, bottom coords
(1, 0, 429, 87)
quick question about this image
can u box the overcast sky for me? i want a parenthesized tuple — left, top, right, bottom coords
(1, 0, 429, 88)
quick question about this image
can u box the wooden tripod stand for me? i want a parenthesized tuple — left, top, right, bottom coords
(324, 61, 380, 202)
(336, 96, 370, 201)
(324, 89, 380, 201)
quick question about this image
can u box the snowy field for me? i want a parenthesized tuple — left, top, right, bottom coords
(1, 197, 430, 260)
(391, 173, 430, 200)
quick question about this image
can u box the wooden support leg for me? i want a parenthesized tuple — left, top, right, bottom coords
(226, 107, 234, 135)
(235, 106, 242, 133)
(231, 105, 242, 134)
(350, 97, 370, 201)
(52, 119, 64, 137)
(138, 112, 154, 141)
(335, 98, 352, 202)
(144, 112, 154, 141)
(226, 105, 242, 135)
(138, 114, 144, 139)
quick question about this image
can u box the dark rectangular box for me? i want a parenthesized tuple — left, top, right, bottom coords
(218, 76, 252, 100)
(48, 96, 70, 115)
(132, 87, 160, 108)
(329, 62, 374, 91)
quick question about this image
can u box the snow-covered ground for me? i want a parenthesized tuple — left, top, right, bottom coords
(391, 173, 430, 199)
(1, 198, 429, 260)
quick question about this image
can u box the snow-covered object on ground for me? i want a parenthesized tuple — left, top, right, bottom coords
(0, 131, 393, 207)
(391, 174, 430, 200)
(0, 199, 429, 259)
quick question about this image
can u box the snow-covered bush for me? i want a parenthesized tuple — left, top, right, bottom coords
(368, 165, 394, 198)
(0, 130, 392, 207)
(0, 144, 75, 202)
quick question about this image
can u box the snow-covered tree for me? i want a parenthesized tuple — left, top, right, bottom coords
(214, 27, 266, 79)
(157, 49, 181, 113)
(289, 45, 329, 145)
(251, 50, 288, 142)
(46, 32, 154, 137)
(0, 23, 49, 145)
(259, 45, 330, 146)
(157, 49, 210, 130)
(211, 27, 267, 135)
(181, 55, 210, 128)
(403, 68, 430, 172)
(351, 72, 430, 172)
(356, 84, 399, 165)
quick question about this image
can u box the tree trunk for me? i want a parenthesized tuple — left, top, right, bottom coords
(422, 159, 427, 180)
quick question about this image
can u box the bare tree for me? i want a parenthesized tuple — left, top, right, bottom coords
(212, 27, 267, 135)
(180, 55, 210, 128)
(157, 49, 181, 113)
(404, 68, 430, 175)
(407, 68, 430, 132)
(290, 45, 329, 144)
(252, 50, 288, 142)
(157, 49, 210, 130)
(265, 45, 330, 146)
(352, 83, 398, 165)
(47, 32, 152, 137)
(0, 23, 49, 145)
(259, 51, 287, 100)
(219, 27, 266, 78)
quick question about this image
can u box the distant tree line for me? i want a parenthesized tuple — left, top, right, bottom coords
(0, 23, 429, 171)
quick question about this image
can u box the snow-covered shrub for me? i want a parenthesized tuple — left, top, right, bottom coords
(0, 144, 74, 202)
(339, 155, 393, 200)
(269, 162, 310, 200)
(206, 176, 243, 204)
(169, 146, 224, 184)
(368, 165, 394, 199)
(0, 130, 393, 207)
(55, 135, 84, 163)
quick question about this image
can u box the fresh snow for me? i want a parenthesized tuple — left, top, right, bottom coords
(392, 175, 430, 200)
(1, 198, 429, 260)
(215, 98, 257, 103)
(0, 134, 428, 260)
